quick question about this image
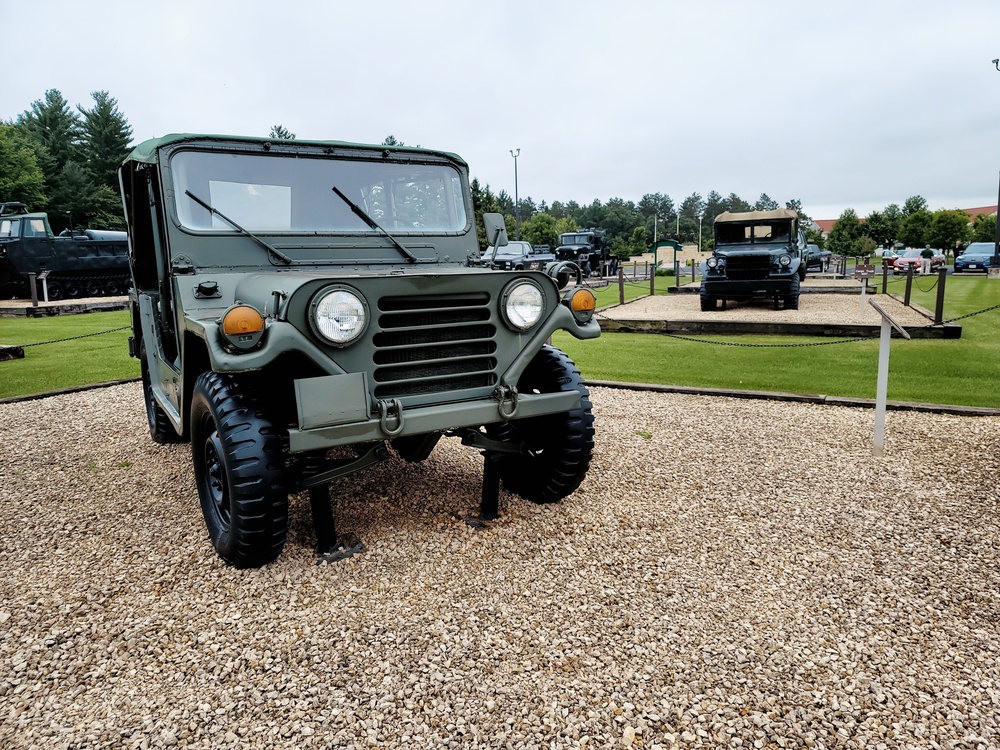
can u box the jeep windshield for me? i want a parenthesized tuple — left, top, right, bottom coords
(170, 150, 468, 236)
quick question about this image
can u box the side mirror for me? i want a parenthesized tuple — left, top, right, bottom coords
(483, 213, 508, 248)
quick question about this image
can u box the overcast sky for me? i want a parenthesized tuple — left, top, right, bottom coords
(5, 0, 999, 221)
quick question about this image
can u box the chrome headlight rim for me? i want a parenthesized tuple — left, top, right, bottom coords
(706, 256, 719, 269)
(500, 279, 546, 332)
(777, 254, 792, 268)
(309, 285, 369, 347)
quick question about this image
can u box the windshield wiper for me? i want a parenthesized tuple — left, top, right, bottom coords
(331, 186, 417, 263)
(184, 190, 293, 265)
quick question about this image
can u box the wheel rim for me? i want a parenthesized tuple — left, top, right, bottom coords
(203, 429, 231, 527)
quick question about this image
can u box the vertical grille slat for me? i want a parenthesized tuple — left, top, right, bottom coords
(374, 293, 497, 398)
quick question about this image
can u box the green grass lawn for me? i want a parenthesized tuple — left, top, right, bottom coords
(1, 275, 997, 407)
(0, 311, 137, 400)
(557, 273, 1000, 408)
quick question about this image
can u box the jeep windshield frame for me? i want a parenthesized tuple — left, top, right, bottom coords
(166, 147, 470, 261)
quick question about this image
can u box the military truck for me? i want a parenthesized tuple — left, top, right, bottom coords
(0, 202, 130, 299)
(699, 208, 806, 311)
(483, 240, 556, 271)
(119, 133, 600, 568)
(555, 228, 618, 277)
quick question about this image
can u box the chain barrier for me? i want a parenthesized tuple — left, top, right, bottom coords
(20, 326, 130, 348)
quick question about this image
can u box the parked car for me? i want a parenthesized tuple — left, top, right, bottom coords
(891, 248, 945, 275)
(804, 243, 832, 272)
(954, 243, 995, 273)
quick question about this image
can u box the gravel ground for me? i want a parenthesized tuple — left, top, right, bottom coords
(599, 293, 933, 327)
(2, 383, 998, 749)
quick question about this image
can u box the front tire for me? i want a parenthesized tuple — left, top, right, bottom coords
(190, 372, 288, 568)
(700, 291, 718, 311)
(486, 346, 594, 504)
(783, 274, 800, 310)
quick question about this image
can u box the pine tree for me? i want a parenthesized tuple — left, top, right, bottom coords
(78, 91, 134, 190)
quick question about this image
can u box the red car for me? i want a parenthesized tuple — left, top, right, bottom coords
(892, 248, 945, 275)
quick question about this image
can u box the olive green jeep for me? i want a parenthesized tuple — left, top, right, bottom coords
(119, 134, 599, 567)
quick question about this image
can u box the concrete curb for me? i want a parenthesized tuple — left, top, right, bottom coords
(586, 379, 1000, 417)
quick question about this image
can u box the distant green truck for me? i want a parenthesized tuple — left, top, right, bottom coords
(700, 208, 807, 311)
(119, 134, 600, 567)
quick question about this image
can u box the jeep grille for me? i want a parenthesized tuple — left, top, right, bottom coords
(724, 255, 772, 280)
(372, 293, 498, 398)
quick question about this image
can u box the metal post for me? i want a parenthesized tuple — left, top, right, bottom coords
(510, 149, 520, 241)
(650, 262, 655, 295)
(618, 266, 625, 305)
(674, 260, 680, 290)
(29, 272, 39, 307)
(881, 260, 889, 294)
(934, 267, 947, 325)
(904, 264, 913, 306)
(873, 318, 892, 457)
(995, 170, 1000, 268)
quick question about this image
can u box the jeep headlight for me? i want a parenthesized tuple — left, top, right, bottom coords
(311, 287, 368, 346)
(706, 256, 718, 269)
(501, 280, 544, 332)
(777, 254, 792, 267)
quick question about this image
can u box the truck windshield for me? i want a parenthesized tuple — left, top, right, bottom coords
(170, 150, 468, 234)
(560, 234, 590, 245)
(716, 222, 791, 244)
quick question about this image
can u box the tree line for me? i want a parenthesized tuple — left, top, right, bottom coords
(825, 197, 996, 258)
(1, 89, 133, 232)
(4, 94, 993, 256)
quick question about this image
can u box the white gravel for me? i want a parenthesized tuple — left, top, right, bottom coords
(1, 383, 998, 749)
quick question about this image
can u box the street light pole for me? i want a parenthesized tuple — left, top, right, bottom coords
(510, 149, 520, 240)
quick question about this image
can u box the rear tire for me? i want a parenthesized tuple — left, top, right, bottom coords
(486, 346, 594, 504)
(140, 342, 183, 444)
(191, 372, 288, 568)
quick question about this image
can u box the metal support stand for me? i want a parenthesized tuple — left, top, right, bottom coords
(481, 451, 501, 520)
(463, 450, 502, 529)
(310, 484, 366, 563)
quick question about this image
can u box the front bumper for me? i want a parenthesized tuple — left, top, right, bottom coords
(287, 372, 580, 452)
(702, 276, 796, 297)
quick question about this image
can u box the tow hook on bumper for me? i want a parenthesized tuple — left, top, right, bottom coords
(493, 385, 519, 419)
(378, 398, 404, 437)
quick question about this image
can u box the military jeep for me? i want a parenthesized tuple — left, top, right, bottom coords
(119, 134, 600, 568)
(700, 209, 806, 311)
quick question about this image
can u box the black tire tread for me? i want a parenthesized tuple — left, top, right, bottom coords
(487, 346, 595, 504)
(191, 371, 288, 568)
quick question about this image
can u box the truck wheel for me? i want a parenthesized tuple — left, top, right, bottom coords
(486, 346, 594, 504)
(140, 342, 183, 444)
(190, 371, 288, 568)
(700, 292, 718, 311)
(45, 281, 63, 300)
(784, 275, 800, 310)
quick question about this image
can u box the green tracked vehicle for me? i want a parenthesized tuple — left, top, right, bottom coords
(119, 133, 600, 567)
